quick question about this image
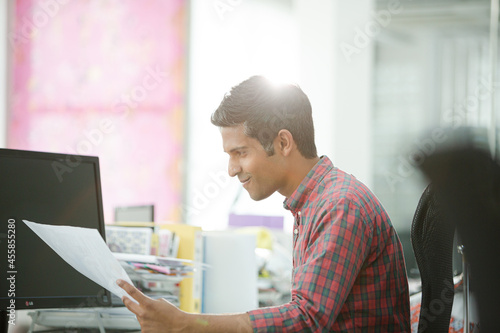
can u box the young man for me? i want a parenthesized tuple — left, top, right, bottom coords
(118, 76, 410, 332)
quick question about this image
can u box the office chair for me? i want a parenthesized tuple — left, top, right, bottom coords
(419, 144, 500, 333)
(411, 184, 455, 333)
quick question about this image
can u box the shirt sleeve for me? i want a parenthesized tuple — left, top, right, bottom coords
(248, 198, 373, 332)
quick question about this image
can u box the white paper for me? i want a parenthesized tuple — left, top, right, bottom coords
(23, 220, 137, 303)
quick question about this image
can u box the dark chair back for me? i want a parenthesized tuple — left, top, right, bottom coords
(411, 185, 455, 333)
(420, 145, 500, 332)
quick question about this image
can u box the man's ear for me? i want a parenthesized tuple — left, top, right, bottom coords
(276, 129, 294, 156)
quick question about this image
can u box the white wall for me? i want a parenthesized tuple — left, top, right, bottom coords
(0, 0, 7, 148)
(294, 0, 374, 188)
(293, 0, 336, 161)
(186, 0, 299, 229)
(331, 1, 374, 188)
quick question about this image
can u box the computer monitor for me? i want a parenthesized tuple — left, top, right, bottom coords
(114, 204, 155, 223)
(0, 149, 111, 314)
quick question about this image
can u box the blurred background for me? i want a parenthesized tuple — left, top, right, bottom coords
(0, 0, 499, 282)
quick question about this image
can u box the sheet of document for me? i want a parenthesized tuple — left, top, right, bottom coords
(23, 220, 138, 303)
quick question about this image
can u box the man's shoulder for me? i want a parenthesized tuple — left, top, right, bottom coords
(319, 167, 372, 198)
(313, 166, 386, 215)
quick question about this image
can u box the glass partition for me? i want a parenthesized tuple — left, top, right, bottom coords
(372, 0, 492, 277)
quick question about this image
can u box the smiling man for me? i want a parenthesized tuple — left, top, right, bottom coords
(118, 76, 410, 332)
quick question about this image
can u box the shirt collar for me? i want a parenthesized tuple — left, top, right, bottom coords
(283, 156, 333, 212)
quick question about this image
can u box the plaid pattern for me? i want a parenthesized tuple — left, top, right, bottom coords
(248, 156, 410, 332)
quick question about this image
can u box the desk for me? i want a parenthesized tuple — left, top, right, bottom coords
(20, 308, 140, 333)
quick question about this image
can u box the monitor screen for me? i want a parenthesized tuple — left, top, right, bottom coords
(114, 205, 155, 223)
(0, 149, 111, 310)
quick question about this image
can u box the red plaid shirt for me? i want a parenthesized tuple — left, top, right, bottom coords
(248, 156, 410, 332)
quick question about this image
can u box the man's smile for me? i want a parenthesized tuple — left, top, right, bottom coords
(240, 177, 251, 186)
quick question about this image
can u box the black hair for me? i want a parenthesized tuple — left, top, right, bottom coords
(211, 76, 317, 158)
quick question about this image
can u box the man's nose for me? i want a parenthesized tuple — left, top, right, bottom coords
(228, 160, 241, 177)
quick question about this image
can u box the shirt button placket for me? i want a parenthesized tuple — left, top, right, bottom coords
(294, 211, 301, 236)
(292, 211, 302, 267)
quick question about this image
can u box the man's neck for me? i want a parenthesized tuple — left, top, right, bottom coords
(280, 156, 321, 198)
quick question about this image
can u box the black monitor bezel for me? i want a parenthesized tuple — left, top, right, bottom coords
(0, 148, 112, 311)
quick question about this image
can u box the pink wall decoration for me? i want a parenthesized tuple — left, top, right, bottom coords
(9, 0, 186, 223)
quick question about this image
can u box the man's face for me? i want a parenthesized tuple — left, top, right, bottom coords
(221, 125, 286, 201)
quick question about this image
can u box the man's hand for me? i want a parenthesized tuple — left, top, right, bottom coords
(117, 279, 188, 332)
(117, 279, 253, 333)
